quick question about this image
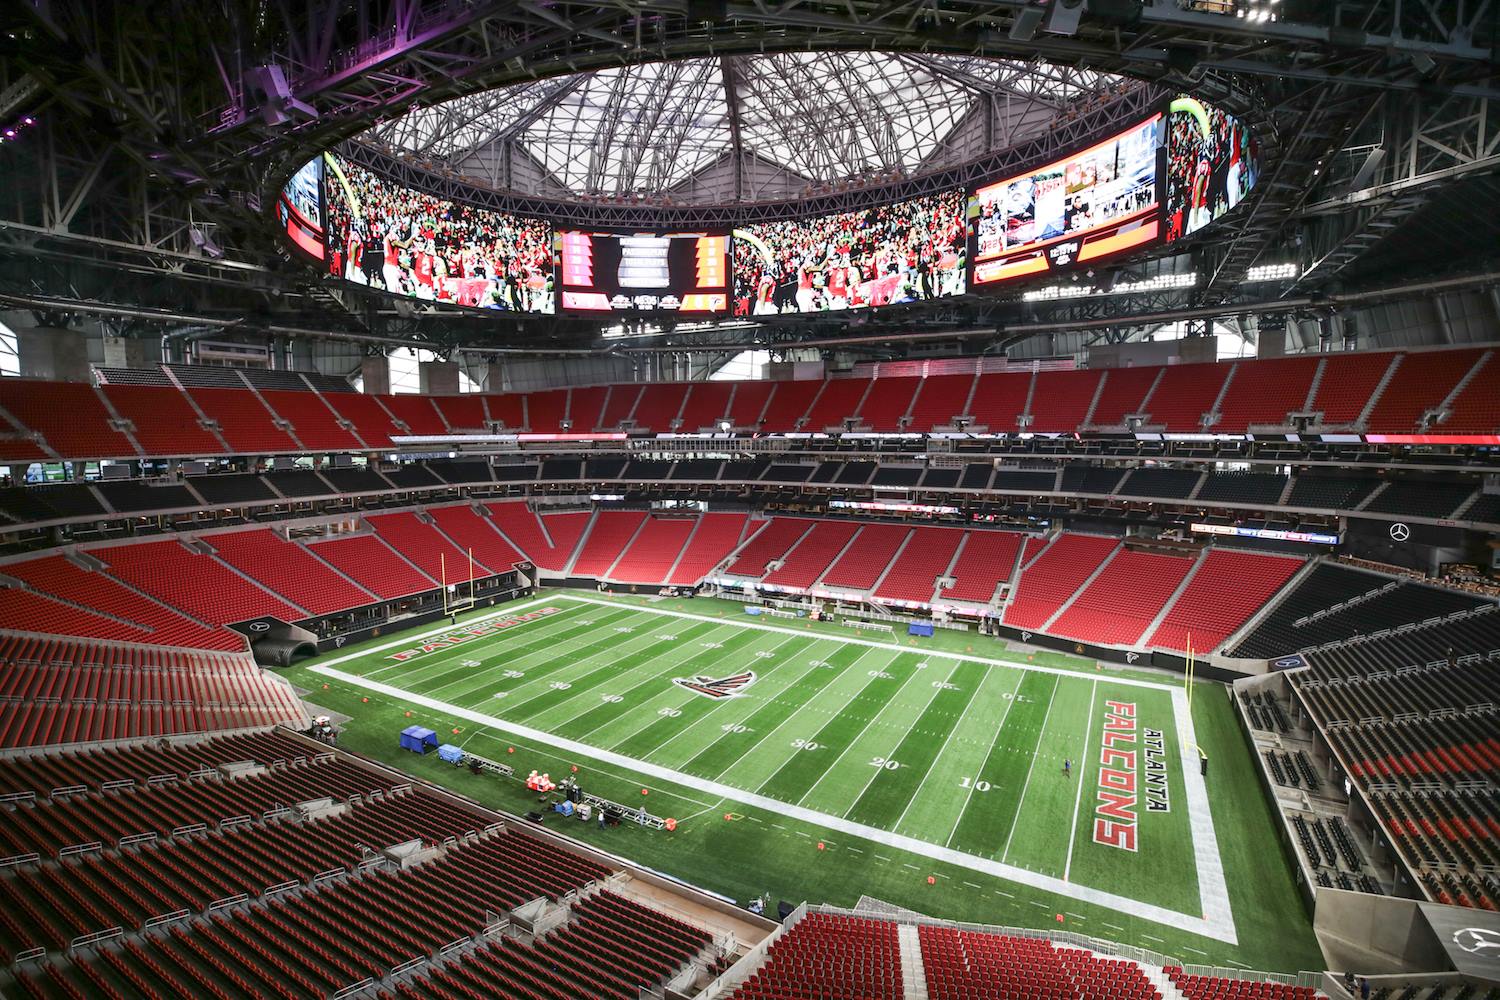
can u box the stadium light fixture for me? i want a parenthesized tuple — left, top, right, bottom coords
(1245, 263, 1299, 282)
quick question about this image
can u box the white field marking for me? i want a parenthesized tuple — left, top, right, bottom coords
(306, 660, 1239, 944)
(891, 661, 1016, 840)
(1065, 912, 1086, 921)
(943, 669, 1027, 849)
(1173, 683, 1232, 945)
(962, 881, 982, 890)
(380, 602, 630, 691)
(995, 891, 1014, 899)
(1183, 947, 1208, 957)
(841, 660, 963, 824)
(327, 595, 557, 675)
(1227, 960, 1252, 970)
(743, 644, 895, 793)
(709, 645, 883, 785)
(540, 621, 753, 734)
(566, 596, 1178, 692)
(673, 800, 726, 826)
(634, 632, 812, 761)
(848, 848, 863, 855)
(426, 606, 665, 702)
(596, 631, 806, 753)
(999, 674, 1063, 864)
(1063, 678, 1100, 883)
(791, 648, 930, 807)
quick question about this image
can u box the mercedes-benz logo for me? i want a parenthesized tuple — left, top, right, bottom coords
(248, 621, 271, 632)
(1389, 523, 1410, 542)
(1453, 926, 1500, 954)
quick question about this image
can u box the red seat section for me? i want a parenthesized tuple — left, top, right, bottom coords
(1145, 361, 1232, 432)
(1049, 548, 1196, 646)
(732, 913, 902, 1000)
(820, 523, 910, 591)
(1027, 369, 1103, 433)
(305, 534, 436, 599)
(425, 505, 525, 573)
(676, 382, 735, 432)
(759, 380, 822, 432)
(1214, 356, 1320, 430)
(906, 373, 976, 431)
(482, 392, 525, 429)
(102, 383, 226, 455)
(570, 511, 648, 577)
(379, 394, 448, 435)
(257, 390, 363, 451)
(803, 379, 869, 432)
(567, 386, 609, 432)
(608, 515, 696, 583)
(90, 539, 302, 626)
(525, 388, 569, 432)
(1166, 967, 1320, 1000)
(922, 923, 1164, 1000)
(4, 554, 231, 649)
(1308, 352, 1396, 427)
(1364, 348, 1485, 432)
(630, 383, 690, 432)
(1436, 351, 1500, 433)
(726, 380, 775, 429)
(1147, 548, 1302, 652)
(857, 377, 921, 431)
(367, 511, 494, 584)
(485, 501, 588, 572)
(599, 385, 643, 430)
(430, 393, 487, 432)
(208, 529, 375, 616)
(0, 588, 154, 644)
(967, 372, 1033, 432)
(873, 525, 964, 605)
(724, 517, 810, 578)
(188, 387, 297, 453)
(1002, 533, 1119, 630)
(0, 379, 136, 459)
(1087, 366, 1159, 427)
(320, 391, 402, 448)
(942, 530, 1026, 605)
(763, 520, 859, 589)
(666, 512, 751, 585)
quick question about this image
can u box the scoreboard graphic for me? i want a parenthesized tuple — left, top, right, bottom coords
(558, 231, 730, 313)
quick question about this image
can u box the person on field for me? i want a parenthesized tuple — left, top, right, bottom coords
(1063, 758, 1072, 778)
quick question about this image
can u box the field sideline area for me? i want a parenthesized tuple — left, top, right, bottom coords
(283, 591, 1325, 974)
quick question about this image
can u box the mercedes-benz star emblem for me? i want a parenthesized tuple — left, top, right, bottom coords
(1389, 523, 1410, 542)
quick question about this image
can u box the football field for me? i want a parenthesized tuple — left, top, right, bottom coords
(305, 593, 1237, 946)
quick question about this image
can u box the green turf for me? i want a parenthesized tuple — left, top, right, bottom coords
(282, 590, 1325, 974)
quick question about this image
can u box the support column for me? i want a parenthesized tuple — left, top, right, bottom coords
(17, 327, 90, 382)
(360, 355, 391, 395)
(102, 335, 149, 370)
(482, 362, 507, 393)
(419, 360, 461, 396)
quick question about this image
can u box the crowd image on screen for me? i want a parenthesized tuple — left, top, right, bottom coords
(973, 118, 1157, 261)
(1165, 104, 1260, 241)
(282, 158, 322, 229)
(324, 155, 554, 313)
(731, 189, 966, 316)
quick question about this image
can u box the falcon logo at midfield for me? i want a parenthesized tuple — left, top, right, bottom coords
(673, 671, 757, 700)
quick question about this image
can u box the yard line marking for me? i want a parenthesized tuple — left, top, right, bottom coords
(838, 660, 959, 820)
(1141, 934, 1165, 944)
(463, 729, 716, 810)
(902, 863, 920, 871)
(1063, 678, 1099, 883)
(962, 881, 982, 890)
(848, 848, 863, 855)
(887, 660, 983, 834)
(643, 633, 818, 760)
(792, 649, 927, 807)
(312, 655, 1240, 943)
(598, 632, 805, 753)
(364, 599, 588, 681)
(414, 606, 637, 696)
(566, 595, 1179, 692)
(1103, 923, 1126, 933)
(1227, 960, 1252, 970)
(943, 669, 1026, 849)
(995, 891, 1014, 899)
(322, 595, 556, 673)
(715, 646, 882, 785)
(1028, 901, 1048, 909)
(874, 855, 893, 863)
(1065, 912, 1086, 921)
(999, 674, 1062, 864)
(1183, 947, 1208, 957)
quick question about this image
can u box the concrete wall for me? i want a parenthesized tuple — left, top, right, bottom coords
(418, 360, 461, 396)
(1313, 888, 1450, 975)
(17, 327, 91, 382)
(1088, 336, 1218, 369)
(360, 356, 391, 395)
